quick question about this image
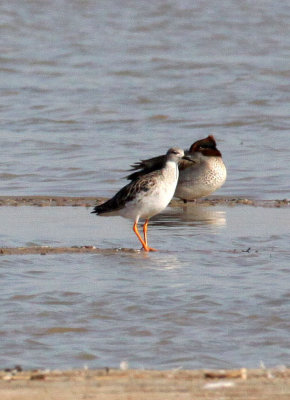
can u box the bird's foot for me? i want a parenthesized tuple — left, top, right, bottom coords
(141, 246, 158, 252)
(147, 247, 157, 252)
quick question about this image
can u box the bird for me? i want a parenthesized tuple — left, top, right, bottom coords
(92, 148, 194, 252)
(127, 135, 226, 203)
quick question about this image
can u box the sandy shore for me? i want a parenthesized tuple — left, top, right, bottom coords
(0, 368, 289, 400)
(0, 195, 289, 208)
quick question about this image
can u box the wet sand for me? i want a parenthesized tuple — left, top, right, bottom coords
(0, 368, 289, 400)
(0, 195, 289, 208)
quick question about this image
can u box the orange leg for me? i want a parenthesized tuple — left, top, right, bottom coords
(133, 221, 150, 251)
(143, 219, 157, 252)
(133, 221, 154, 251)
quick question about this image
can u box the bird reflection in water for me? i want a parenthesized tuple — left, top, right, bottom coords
(150, 205, 226, 228)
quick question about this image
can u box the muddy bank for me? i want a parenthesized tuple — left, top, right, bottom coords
(0, 196, 98, 208)
(0, 367, 289, 400)
(0, 196, 289, 208)
(0, 246, 266, 256)
(0, 246, 138, 256)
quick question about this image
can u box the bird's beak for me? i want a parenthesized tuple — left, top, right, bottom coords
(182, 154, 195, 163)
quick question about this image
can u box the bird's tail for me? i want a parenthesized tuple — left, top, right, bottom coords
(91, 203, 107, 215)
(91, 195, 124, 215)
(91, 205, 99, 214)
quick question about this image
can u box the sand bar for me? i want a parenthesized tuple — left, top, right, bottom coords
(0, 246, 138, 256)
(0, 196, 289, 208)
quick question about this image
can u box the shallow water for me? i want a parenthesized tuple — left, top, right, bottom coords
(1, 0, 290, 199)
(1, 0, 289, 371)
(0, 205, 289, 370)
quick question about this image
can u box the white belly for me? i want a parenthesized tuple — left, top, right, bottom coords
(120, 165, 178, 220)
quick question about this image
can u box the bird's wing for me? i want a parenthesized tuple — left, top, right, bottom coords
(126, 154, 166, 181)
(92, 171, 161, 214)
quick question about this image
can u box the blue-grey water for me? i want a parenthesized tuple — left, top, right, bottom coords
(0, 0, 290, 370)
(1, 0, 290, 199)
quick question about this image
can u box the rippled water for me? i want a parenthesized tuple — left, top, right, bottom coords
(1, 0, 290, 371)
(1, 0, 290, 199)
(0, 205, 290, 369)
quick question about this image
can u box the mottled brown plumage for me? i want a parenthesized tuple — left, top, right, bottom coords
(92, 169, 163, 215)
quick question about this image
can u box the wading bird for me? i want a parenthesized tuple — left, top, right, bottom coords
(92, 148, 194, 251)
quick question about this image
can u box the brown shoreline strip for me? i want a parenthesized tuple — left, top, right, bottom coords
(0, 246, 139, 256)
(2, 367, 289, 381)
(0, 196, 99, 207)
(0, 196, 289, 208)
(0, 368, 289, 400)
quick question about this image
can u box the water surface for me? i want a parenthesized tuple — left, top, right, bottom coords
(0, 205, 289, 370)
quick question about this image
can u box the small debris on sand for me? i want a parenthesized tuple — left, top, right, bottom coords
(0, 368, 289, 400)
(204, 381, 235, 389)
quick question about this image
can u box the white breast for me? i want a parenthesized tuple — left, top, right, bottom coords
(121, 161, 179, 220)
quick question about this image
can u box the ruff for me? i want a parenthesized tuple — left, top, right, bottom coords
(92, 148, 194, 251)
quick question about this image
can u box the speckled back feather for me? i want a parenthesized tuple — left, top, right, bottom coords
(92, 169, 163, 214)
